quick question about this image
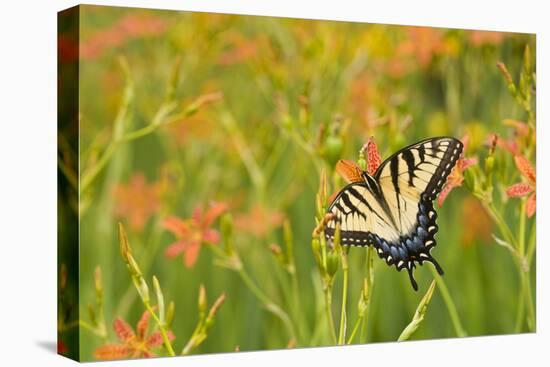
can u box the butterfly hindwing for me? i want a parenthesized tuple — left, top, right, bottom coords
(325, 137, 463, 290)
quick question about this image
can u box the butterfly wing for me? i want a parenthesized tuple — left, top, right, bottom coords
(325, 137, 463, 290)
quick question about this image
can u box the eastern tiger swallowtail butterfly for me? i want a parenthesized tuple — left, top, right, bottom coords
(324, 137, 463, 291)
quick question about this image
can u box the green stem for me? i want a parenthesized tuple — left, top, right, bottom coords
(360, 247, 375, 344)
(521, 269, 536, 331)
(359, 314, 367, 343)
(338, 249, 349, 345)
(429, 266, 467, 337)
(59, 319, 107, 339)
(482, 200, 518, 248)
(514, 288, 525, 332)
(323, 284, 337, 344)
(518, 199, 527, 255)
(143, 301, 176, 356)
(347, 314, 363, 344)
(526, 222, 536, 265)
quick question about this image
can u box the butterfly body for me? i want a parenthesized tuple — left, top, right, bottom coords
(325, 137, 463, 290)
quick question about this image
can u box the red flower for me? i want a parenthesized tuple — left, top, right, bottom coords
(438, 135, 478, 207)
(163, 202, 227, 267)
(113, 173, 161, 232)
(94, 310, 175, 360)
(506, 155, 536, 217)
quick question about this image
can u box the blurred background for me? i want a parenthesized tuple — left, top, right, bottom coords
(58, 5, 536, 361)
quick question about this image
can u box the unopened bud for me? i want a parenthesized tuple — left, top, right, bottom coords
(326, 251, 340, 277)
(88, 304, 97, 325)
(484, 156, 495, 176)
(127, 254, 142, 277)
(198, 284, 207, 314)
(94, 266, 103, 299)
(206, 293, 226, 325)
(118, 223, 131, 262)
(152, 275, 165, 324)
(165, 301, 175, 327)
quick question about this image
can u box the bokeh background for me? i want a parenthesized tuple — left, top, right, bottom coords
(58, 5, 536, 361)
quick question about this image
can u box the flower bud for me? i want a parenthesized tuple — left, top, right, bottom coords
(221, 214, 234, 255)
(94, 266, 103, 299)
(269, 243, 285, 265)
(152, 275, 165, 324)
(88, 304, 97, 325)
(165, 301, 175, 327)
(484, 155, 495, 176)
(326, 250, 340, 277)
(322, 135, 344, 168)
(137, 277, 150, 303)
(118, 223, 131, 262)
(311, 238, 322, 265)
(463, 168, 476, 192)
(198, 284, 207, 314)
(127, 254, 142, 277)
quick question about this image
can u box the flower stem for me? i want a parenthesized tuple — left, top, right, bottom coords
(143, 301, 176, 356)
(347, 314, 363, 345)
(338, 248, 349, 345)
(323, 285, 337, 344)
(429, 266, 467, 337)
(359, 247, 375, 344)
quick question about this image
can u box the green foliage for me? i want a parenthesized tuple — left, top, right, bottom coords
(57, 5, 536, 361)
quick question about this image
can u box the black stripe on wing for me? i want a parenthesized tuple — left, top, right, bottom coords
(375, 136, 463, 201)
(325, 196, 442, 291)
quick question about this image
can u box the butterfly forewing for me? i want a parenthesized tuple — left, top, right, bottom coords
(324, 137, 463, 291)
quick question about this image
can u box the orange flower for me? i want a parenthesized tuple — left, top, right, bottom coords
(234, 204, 285, 238)
(163, 202, 227, 267)
(217, 33, 265, 65)
(438, 135, 478, 207)
(506, 155, 536, 217)
(469, 30, 505, 47)
(94, 310, 175, 360)
(398, 27, 448, 68)
(81, 13, 167, 60)
(113, 173, 161, 232)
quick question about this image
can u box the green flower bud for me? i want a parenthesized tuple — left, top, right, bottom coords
(322, 135, 343, 168)
(484, 156, 495, 176)
(326, 250, 340, 277)
(463, 168, 476, 192)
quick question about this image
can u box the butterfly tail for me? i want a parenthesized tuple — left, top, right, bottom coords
(406, 266, 419, 291)
(426, 255, 444, 275)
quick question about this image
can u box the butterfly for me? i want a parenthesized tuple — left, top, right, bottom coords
(324, 137, 463, 290)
